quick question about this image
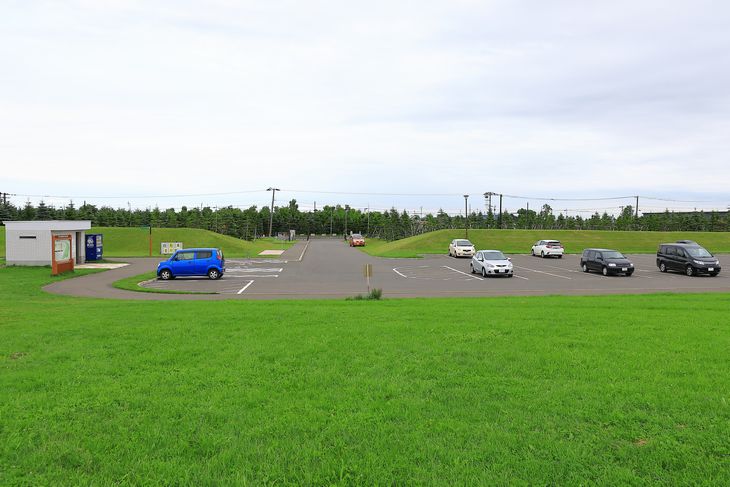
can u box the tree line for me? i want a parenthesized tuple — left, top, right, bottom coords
(1, 200, 728, 240)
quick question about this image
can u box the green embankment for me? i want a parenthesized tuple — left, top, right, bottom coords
(362, 229, 730, 257)
(92, 227, 293, 258)
(0, 266, 729, 484)
(0, 226, 292, 259)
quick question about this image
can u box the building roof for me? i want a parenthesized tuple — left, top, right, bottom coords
(2, 220, 91, 231)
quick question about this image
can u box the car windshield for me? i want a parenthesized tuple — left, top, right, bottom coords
(457, 240, 473, 247)
(602, 251, 625, 259)
(687, 247, 712, 258)
(483, 251, 507, 260)
(352, 234, 363, 239)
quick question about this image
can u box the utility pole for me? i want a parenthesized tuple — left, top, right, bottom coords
(367, 204, 370, 235)
(344, 205, 350, 236)
(635, 195, 639, 219)
(330, 208, 333, 235)
(498, 194, 503, 228)
(267, 187, 279, 237)
(463, 194, 469, 238)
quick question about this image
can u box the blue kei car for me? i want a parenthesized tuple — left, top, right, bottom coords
(157, 248, 225, 280)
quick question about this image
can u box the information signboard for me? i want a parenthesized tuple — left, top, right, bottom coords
(161, 242, 184, 255)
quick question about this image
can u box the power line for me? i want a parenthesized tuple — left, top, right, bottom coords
(10, 189, 268, 199)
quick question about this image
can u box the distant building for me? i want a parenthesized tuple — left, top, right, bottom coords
(3, 220, 91, 266)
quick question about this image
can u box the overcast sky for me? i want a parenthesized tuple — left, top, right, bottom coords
(2, 0, 730, 215)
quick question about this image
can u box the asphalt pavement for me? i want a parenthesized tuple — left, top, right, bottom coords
(44, 239, 730, 300)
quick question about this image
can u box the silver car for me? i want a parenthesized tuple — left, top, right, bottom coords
(470, 250, 514, 277)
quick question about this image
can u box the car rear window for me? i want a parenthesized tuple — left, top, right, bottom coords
(197, 250, 213, 259)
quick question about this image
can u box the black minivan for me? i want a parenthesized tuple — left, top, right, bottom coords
(580, 248, 634, 276)
(656, 242, 721, 276)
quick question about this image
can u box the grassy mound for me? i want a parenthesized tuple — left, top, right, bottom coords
(361, 229, 730, 257)
(92, 227, 293, 258)
(0, 226, 293, 259)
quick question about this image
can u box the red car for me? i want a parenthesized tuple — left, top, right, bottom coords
(349, 234, 366, 247)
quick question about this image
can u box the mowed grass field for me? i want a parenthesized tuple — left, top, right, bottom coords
(362, 229, 730, 257)
(1, 266, 729, 484)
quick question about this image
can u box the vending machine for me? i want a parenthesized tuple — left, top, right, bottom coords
(85, 233, 103, 261)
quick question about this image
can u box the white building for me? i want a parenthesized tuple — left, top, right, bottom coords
(3, 220, 91, 266)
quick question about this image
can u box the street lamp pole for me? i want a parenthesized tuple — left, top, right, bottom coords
(463, 194, 469, 238)
(344, 205, 350, 237)
(267, 187, 280, 237)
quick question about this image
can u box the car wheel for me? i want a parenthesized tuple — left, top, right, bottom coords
(557, 255, 562, 259)
(659, 262, 667, 273)
(582, 263, 588, 273)
(540, 251, 545, 258)
(208, 268, 220, 280)
(482, 267, 487, 278)
(507, 273, 513, 278)
(531, 249, 535, 256)
(709, 272, 719, 277)
(470, 264, 475, 274)
(602, 266, 609, 276)
(685, 265, 695, 277)
(626, 271, 634, 277)
(159, 269, 172, 280)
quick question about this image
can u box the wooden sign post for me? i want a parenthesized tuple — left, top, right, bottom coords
(363, 263, 373, 293)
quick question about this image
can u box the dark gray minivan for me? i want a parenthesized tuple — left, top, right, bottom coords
(580, 248, 634, 276)
(656, 242, 720, 276)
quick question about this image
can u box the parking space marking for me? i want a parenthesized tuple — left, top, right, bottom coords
(226, 267, 283, 273)
(237, 280, 255, 294)
(513, 265, 572, 280)
(442, 265, 483, 281)
(539, 263, 582, 274)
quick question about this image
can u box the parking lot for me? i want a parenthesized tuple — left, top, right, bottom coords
(45, 238, 730, 300)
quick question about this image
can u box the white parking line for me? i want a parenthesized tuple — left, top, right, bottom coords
(442, 265, 483, 280)
(540, 263, 582, 274)
(513, 275, 530, 281)
(226, 268, 283, 273)
(513, 265, 572, 280)
(229, 274, 279, 278)
(237, 280, 255, 294)
(392, 266, 430, 278)
(298, 240, 310, 261)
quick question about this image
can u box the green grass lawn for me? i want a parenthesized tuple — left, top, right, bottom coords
(362, 229, 730, 257)
(92, 226, 293, 258)
(112, 271, 215, 294)
(1, 266, 729, 484)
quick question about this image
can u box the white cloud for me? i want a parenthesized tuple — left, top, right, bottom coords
(1, 0, 729, 213)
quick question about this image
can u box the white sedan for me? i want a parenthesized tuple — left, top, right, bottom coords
(531, 240, 564, 258)
(448, 239, 475, 257)
(470, 250, 514, 277)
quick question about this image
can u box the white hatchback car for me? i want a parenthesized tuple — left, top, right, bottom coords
(448, 239, 475, 257)
(470, 250, 514, 277)
(531, 239, 564, 258)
